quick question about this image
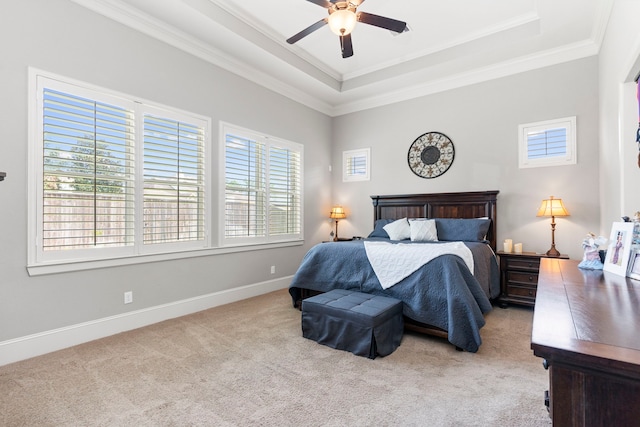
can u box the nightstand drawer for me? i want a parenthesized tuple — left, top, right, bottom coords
(506, 270, 538, 285)
(503, 257, 540, 272)
(506, 284, 537, 300)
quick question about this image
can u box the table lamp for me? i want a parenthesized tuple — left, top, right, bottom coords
(329, 206, 346, 241)
(537, 196, 570, 257)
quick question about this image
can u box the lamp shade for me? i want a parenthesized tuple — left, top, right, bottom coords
(328, 9, 357, 36)
(536, 196, 570, 217)
(329, 206, 346, 219)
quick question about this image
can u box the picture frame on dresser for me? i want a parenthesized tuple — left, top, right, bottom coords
(603, 222, 634, 276)
(627, 248, 640, 280)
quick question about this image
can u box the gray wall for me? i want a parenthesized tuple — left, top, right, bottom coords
(598, 0, 640, 235)
(331, 57, 601, 261)
(0, 0, 331, 342)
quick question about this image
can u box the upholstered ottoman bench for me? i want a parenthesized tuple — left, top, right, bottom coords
(301, 289, 404, 359)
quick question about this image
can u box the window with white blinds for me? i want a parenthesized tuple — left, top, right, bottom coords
(42, 88, 135, 251)
(143, 114, 205, 245)
(526, 128, 567, 159)
(222, 124, 303, 245)
(224, 133, 267, 239)
(269, 145, 302, 236)
(518, 117, 576, 168)
(30, 71, 209, 267)
(343, 148, 370, 182)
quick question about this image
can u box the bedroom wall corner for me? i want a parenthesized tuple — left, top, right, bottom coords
(598, 0, 640, 237)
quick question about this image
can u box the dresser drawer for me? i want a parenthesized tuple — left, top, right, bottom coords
(506, 270, 539, 285)
(503, 257, 540, 272)
(506, 283, 537, 300)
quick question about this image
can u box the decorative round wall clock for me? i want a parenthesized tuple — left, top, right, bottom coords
(407, 131, 455, 179)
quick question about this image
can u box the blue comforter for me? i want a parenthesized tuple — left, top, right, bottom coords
(289, 239, 500, 352)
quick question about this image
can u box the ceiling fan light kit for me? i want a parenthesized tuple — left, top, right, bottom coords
(328, 6, 357, 36)
(287, 0, 407, 58)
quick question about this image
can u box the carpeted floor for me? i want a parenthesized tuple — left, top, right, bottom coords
(0, 289, 551, 426)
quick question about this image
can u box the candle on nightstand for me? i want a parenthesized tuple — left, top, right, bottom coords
(514, 243, 523, 254)
(503, 239, 513, 253)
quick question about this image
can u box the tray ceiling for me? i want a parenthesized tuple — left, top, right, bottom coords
(72, 0, 612, 116)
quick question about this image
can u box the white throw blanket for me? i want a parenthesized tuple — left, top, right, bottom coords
(364, 241, 474, 290)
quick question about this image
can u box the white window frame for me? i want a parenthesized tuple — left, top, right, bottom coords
(343, 148, 370, 182)
(28, 68, 211, 274)
(219, 122, 304, 248)
(518, 116, 577, 168)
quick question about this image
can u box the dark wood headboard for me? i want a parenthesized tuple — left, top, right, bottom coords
(371, 191, 499, 250)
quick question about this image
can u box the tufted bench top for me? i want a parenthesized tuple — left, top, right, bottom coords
(302, 289, 403, 326)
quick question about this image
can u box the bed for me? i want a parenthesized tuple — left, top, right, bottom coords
(289, 191, 500, 352)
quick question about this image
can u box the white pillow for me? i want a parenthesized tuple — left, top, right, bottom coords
(383, 218, 411, 240)
(409, 219, 438, 242)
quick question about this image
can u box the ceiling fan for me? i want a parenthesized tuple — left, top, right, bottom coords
(286, 0, 407, 58)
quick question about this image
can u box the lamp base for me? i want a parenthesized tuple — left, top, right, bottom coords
(545, 246, 561, 257)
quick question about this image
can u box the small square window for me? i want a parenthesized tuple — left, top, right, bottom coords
(343, 148, 370, 182)
(518, 117, 576, 168)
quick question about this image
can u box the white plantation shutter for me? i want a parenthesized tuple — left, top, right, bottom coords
(343, 148, 370, 181)
(42, 88, 135, 251)
(143, 114, 205, 244)
(222, 124, 303, 245)
(224, 133, 266, 238)
(269, 145, 301, 236)
(346, 155, 367, 175)
(526, 127, 567, 159)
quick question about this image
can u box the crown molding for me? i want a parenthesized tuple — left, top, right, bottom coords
(330, 39, 600, 116)
(591, 0, 615, 47)
(71, 0, 335, 115)
(71, 0, 606, 118)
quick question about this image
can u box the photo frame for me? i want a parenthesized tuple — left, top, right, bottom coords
(603, 222, 634, 276)
(627, 247, 640, 280)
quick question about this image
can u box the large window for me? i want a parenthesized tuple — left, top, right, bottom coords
(29, 70, 210, 269)
(221, 123, 303, 246)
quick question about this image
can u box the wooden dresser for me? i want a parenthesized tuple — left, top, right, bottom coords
(531, 258, 640, 426)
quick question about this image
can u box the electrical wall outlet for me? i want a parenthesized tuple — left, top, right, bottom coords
(270, 265, 275, 274)
(124, 291, 133, 304)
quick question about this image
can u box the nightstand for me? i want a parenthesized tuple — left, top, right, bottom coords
(497, 251, 569, 308)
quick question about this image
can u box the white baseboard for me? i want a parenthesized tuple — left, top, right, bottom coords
(0, 276, 292, 367)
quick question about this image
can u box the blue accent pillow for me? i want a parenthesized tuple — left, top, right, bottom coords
(367, 219, 395, 238)
(435, 218, 491, 242)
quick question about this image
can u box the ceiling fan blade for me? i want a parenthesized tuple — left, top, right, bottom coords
(305, 0, 332, 8)
(349, 0, 366, 5)
(357, 12, 407, 33)
(287, 18, 328, 44)
(340, 34, 353, 58)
